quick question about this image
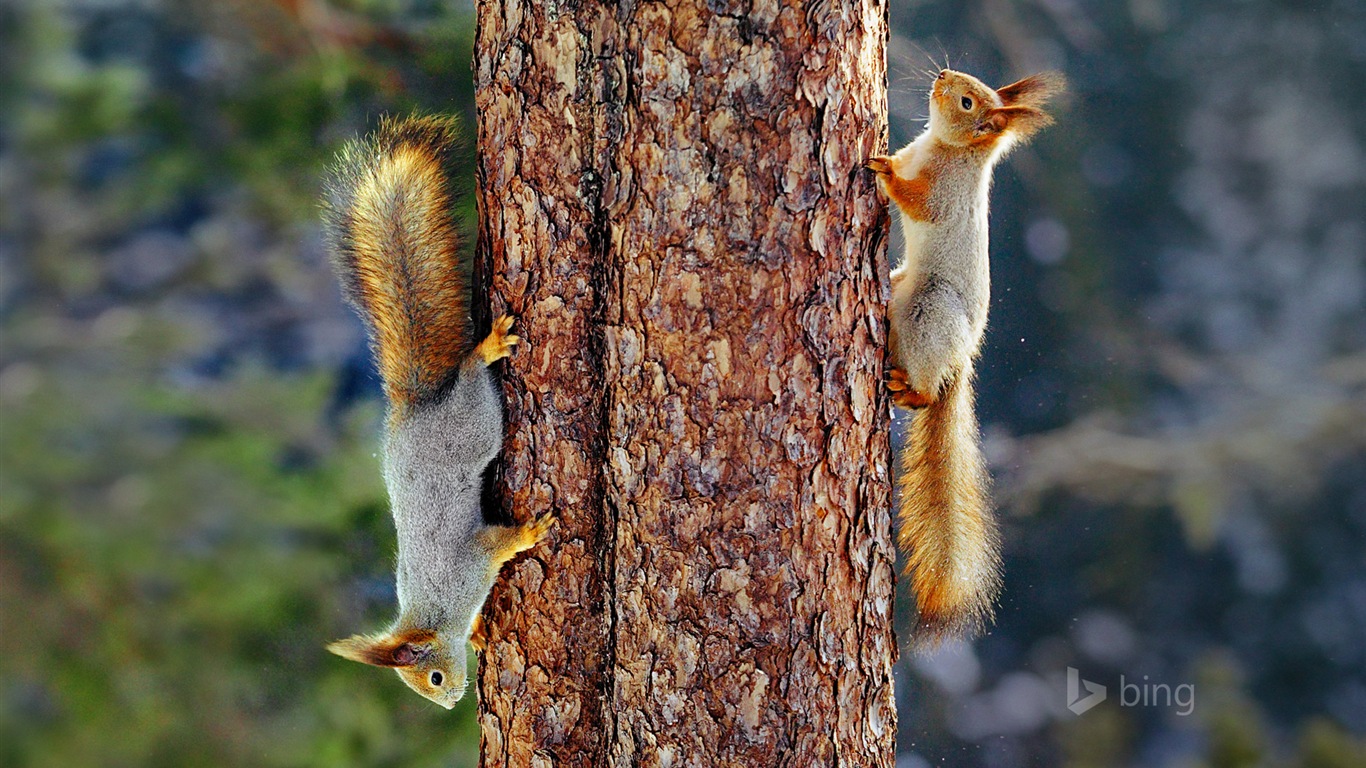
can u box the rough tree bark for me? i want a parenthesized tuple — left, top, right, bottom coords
(474, 1, 894, 765)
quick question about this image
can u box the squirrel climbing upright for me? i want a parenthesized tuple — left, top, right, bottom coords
(321, 115, 551, 708)
(867, 68, 1064, 641)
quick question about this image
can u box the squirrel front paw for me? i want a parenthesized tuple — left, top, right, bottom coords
(480, 514, 556, 571)
(503, 514, 556, 557)
(865, 155, 894, 177)
(521, 514, 555, 548)
(886, 367, 933, 410)
(475, 315, 520, 365)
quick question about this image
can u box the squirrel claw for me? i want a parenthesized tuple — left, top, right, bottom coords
(886, 367, 911, 390)
(476, 315, 519, 365)
(891, 389, 933, 409)
(865, 155, 893, 176)
(523, 514, 556, 545)
(886, 368, 933, 409)
(482, 514, 556, 568)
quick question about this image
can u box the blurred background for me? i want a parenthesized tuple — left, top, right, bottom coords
(0, 1, 1362, 766)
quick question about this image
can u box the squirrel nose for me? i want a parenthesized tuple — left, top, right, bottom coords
(937, 70, 948, 80)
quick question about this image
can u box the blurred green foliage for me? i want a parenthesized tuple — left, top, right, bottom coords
(1, 0, 483, 765)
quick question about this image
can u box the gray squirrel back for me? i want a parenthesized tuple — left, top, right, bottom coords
(385, 360, 504, 630)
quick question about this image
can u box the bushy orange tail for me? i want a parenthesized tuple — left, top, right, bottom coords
(898, 364, 1002, 643)
(322, 115, 468, 418)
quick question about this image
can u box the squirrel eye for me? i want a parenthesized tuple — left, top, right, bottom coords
(961, 96, 974, 111)
(430, 671, 443, 686)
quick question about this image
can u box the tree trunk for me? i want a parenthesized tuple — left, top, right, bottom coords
(473, 2, 894, 765)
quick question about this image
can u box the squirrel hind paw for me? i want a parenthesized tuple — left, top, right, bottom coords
(469, 615, 488, 652)
(891, 389, 934, 410)
(475, 315, 519, 365)
(886, 368, 934, 409)
(523, 515, 556, 546)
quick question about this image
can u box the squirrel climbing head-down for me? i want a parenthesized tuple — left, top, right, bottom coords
(321, 115, 553, 708)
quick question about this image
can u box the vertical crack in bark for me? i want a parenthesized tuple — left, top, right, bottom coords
(476, 1, 896, 765)
(473, 1, 621, 764)
(585, 50, 624, 768)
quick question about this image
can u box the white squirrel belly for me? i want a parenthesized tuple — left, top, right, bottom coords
(892, 214, 931, 290)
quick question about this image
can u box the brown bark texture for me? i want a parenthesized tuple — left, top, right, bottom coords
(474, 1, 894, 766)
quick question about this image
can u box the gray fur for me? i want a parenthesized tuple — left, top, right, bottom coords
(382, 358, 506, 688)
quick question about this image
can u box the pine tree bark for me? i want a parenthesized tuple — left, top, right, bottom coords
(473, 2, 894, 765)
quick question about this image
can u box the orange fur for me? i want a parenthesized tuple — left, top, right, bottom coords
(326, 627, 438, 668)
(469, 615, 487, 652)
(886, 366, 933, 408)
(982, 105, 1054, 141)
(870, 68, 1063, 643)
(885, 167, 938, 223)
(921, 69, 1064, 152)
(997, 72, 1067, 108)
(474, 314, 519, 366)
(323, 115, 469, 421)
(867, 154, 944, 223)
(898, 366, 1002, 643)
(477, 515, 555, 575)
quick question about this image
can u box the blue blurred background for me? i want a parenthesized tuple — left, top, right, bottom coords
(1, 1, 1363, 766)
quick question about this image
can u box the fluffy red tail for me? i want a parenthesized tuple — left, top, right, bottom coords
(898, 364, 1002, 642)
(322, 115, 468, 419)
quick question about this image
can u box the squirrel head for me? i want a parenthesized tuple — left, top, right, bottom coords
(928, 69, 1066, 149)
(327, 625, 471, 709)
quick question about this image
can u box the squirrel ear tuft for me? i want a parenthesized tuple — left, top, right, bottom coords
(327, 628, 437, 668)
(984, 105, 1054, 139)
(327, 633, 408, 667)
(996, 72, 1067, 108)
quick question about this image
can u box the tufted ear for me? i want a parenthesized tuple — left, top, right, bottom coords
(996, 72, 1066, 108)
(979, 105, 1054, 140)
(327, 628, 437, 668)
